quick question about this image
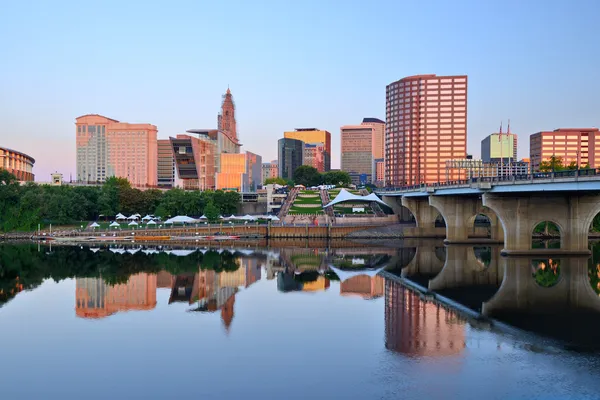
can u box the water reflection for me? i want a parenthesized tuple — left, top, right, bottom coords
(385, 279, 466, 356)
(75, 273, 157, 318)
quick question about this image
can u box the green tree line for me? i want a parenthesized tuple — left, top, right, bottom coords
(538, 155, 589, 172)
(264, 166, 352, 187)
(0, 171, 240, 232)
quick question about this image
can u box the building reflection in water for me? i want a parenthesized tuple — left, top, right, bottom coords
(75, 273, 157, 319)
(75, 256, 261, 332)
(385, 279, 466, 357)
(340, 275, 384, 299)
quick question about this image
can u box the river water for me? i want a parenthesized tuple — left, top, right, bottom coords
(2, 241, 600, 399)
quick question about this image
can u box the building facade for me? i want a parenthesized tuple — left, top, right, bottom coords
(215, 151, 262, 192)
(385, 74, 467, 187)
(445, 158, 529, 179)
(374, 158, 385, 185)
(157, 139, 175, 188)
(361, 117, 386, 160)
(304, 143, 326, 172)
(75, 114, 158, 187)
(283, 128, 331, 171)
(262, 160, 279, 183)
(0, 147, 35, 181)
(341, 125, 374, 184)
(481, 133, 517, 163)
(530, 128, 600, 171)
(278, 138, 304, 180)
(171, 132, 217, 190)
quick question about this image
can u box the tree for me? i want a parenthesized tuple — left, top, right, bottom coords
(322, 170, 351, 187)
(264, 177, 287, 185)
(539, 156, 565, 172)
(203, 201, 220, 223)
(293, 165, 321, 186)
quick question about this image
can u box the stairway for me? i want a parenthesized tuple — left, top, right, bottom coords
(320, 189, 335, 224)
(360, 189, 386, 217)
(278, 187, 300, 219)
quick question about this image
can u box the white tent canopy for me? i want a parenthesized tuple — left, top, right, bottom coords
(128, 221, 138, 226)
(115, 213, 126, 220)
(198, 215, 207, 220)
(127, 215, 138, 220)
(109, 221, 121, 227)
(141, 215, 153, 221)
(169, 249, 196, 257)
(164, 216, 198, 224)
(147, 220, 157, 225)
(90, 222, 100, 228)
(240, 214, 256, 221)
(322, 188, 388, 209)
(328, 265, 386, 282)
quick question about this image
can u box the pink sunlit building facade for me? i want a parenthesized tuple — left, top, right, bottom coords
(530, 128, 600, 171)
(304, 143, 326, 172)
(75, 114, 158, 187)
(0, 147, 35, 182)
(262, 160, 278, 183)
(385, 74, 467, 187)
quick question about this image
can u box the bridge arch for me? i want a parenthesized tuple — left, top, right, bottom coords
(531, 220, 563, 250)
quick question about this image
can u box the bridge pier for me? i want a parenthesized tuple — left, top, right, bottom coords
(483, 194, 600, 256)
(482, 257, 600, 316)
(428, 245, 503, 291)
(400, 197, 445, 238)
(428, 196, 503, 244)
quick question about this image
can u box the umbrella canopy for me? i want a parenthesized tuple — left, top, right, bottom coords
(90, 222, 100, 228)
(109, 221, 121, 227)
(198, 215, 207, 220)
(147, 220, 157, 225)
(164, 215, 198, 224)
(128, 221, 139, 226)
(115, 213, 126, 220)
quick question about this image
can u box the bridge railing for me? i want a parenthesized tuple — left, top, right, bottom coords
(376, 168, 600, 194)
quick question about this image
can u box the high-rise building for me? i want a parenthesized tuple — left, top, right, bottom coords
(75, 114, 158, 187)
(481, 133, 517, 163)
(361, 117, 386, 160)
(278, 138, 304, 180)
(341, 125, 374, 184)
(303, 143, 326, 172)
(385, 74, 467, 186)
(530, 128, 600, 171)
(284, 128, 331, 171)
(171, 132, 217, 190)
(157, 139, 175, 188)
(216, 151, 262, 191)
(262, 160, 279, 183)
(0, 147, 35, 181)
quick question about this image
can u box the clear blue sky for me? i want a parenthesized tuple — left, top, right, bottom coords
(1, 0, 599, 181)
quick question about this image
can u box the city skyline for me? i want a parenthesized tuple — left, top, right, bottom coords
(2, 1, 600, 180)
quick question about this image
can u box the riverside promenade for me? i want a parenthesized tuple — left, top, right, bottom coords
(23, 223, 390, 242)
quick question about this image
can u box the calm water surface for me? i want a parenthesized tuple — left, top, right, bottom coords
(2, 242, 600, 399)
